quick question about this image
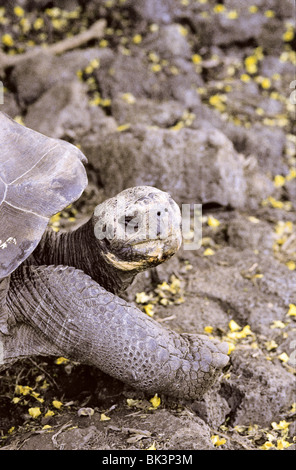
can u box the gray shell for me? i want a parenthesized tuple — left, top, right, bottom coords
(0, 112, 88, 278)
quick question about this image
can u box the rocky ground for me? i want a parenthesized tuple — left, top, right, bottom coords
(0, 0, 295, 450)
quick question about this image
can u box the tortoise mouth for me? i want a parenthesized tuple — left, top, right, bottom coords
(103, 232, 182, 272)
(131, 233, 182, 257)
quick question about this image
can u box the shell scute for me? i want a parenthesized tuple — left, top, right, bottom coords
(0, 112, 88, 278)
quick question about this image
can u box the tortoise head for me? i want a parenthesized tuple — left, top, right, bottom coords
(92, 186, 182, 272)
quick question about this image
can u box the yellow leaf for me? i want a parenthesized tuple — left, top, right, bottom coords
(178, 25, 188, 36)
(121, 92, 136, 104)
(278, 352, 289, 363)
(213, 4, 225, 13)
(287, 304, 296, 316)
(264, 10, 275, 17)
(270, 320, 286, 329)
(44, 410, 55, 418)
(55, 357, 69, 365)
(143, 304, 154, 317)
(31, 392, 44, 403)
(89, 58, 100, 69)
(227, 342, 235, 354)
(248, 217, 260, 225)
(148, 52, 160, 63)
(170, 121, 184, 131)
(283, 29, 294, 42)
(271, 420, 290, 431)
(260, 441, 275, 450)
(100, 413, 111, 421)
(261, 77, 271, 89)
(28, 407, 42, 419)
(126, 398, 142, 407)
(151, 63, 162, 73)
(290, 403, 296, 413)
(274, 175, 286, 187)
(116, 123, 131, 132)
(12, 397, 21, 404)
(203, 248, 215, 256)
(146, 442, 157, 450)
(211, 435, 226, 446)
(244, 56, 258, 74)
(240, 73, 251, 82)
(52, 400, 63, 409)
(2, 33, 14, 47)
(192, 54, 202, 64)
(33, 17, 44, 30)
(150, 394, 161, 409)
(229, 320, 241, 332)
(265, 340, 278, 351)
(14, 6, 25, 16)
(204, 326, 213, 334)
(277, 439, 292, 449)
(132, 34, 142, 44)
(207, 215, 220, 227)
(15, 385, 33, 396)
(227, 10, 238, 19)
(99, 39, 109, 48)
(149, 24, 159, 32)
(136, 292, 152, 304)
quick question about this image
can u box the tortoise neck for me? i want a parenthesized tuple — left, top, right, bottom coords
(34, 219, 136, 295)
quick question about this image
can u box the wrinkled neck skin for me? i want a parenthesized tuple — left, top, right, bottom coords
(30, 218, 137, 295)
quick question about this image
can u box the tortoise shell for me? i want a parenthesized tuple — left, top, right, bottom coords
(0, 112, 88, 278)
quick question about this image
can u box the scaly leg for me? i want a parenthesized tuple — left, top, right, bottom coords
(3, 265, 229, 399)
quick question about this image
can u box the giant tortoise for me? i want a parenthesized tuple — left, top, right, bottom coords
(0, 111, 229, 399)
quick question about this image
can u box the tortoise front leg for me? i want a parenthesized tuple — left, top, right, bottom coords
(4, 265, 229, 400)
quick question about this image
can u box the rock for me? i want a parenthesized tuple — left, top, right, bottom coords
(95, 52, 165, 101)
(127, 0, 179, 23)
(95, 49, 202, 107)
(56, 426, 111, 450)
(227, 214, 273, 253)
(223, 347, 295, 427)
(0, 91, 20, 118)
(11, 48, 114, 107)
(25, 80, 99, 139)
(111, 97, 187, 127)
(224, 0, 293, 18)
(186, 247, 296, 335)
(286, 179, 296, 206)
(211, 11, 267, 47)
(222, 122, 287, 175)
(144, 24, 192, 59)
(20, 425, 111, 450)
(259, 55, 295, 79)
(81, 123, 271, 209)
(192, 387, 231, 429)
(130, 408, 216, 450)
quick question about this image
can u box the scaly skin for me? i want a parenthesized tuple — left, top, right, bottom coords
(29, 186, 183, 295)
(2, 265, 229, 400)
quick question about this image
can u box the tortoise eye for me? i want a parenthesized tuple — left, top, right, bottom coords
(120, 215, 139, 232)
(125, 216, 134, 227)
